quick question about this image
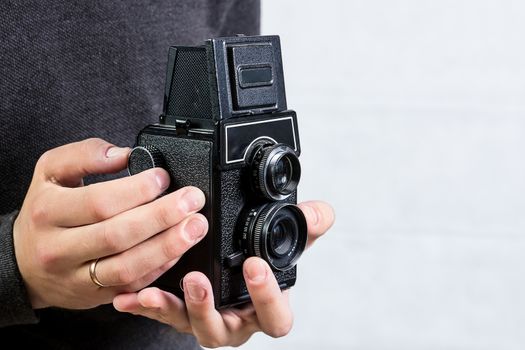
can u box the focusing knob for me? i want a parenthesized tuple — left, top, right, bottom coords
(127, 145, 165, 175)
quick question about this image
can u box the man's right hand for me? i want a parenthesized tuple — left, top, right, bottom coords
(13, 138, 208, 310)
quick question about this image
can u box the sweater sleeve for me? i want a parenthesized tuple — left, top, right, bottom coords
(0, 211, 39, 327)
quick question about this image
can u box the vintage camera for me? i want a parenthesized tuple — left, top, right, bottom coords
(127, 35, 306, 308)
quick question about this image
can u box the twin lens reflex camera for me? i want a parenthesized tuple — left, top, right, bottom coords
(127, 34, 306, 308)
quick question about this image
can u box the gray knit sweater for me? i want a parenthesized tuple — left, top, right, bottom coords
(0, 1, 259, 348)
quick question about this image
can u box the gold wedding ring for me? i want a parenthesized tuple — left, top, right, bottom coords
(89, 258, 108, 287)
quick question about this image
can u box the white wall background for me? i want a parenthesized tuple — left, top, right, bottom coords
(245, 1, 525, 349)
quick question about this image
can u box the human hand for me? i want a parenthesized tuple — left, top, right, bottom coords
(113, 200, 335, 348)
(13, 138, 208, 310)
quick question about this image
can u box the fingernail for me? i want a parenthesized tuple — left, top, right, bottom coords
(184, 217, 207, 242)
(185, 282, 206, 302)
(181, 188, 205, 212)
(106, 146, 129, 158)
(302, 205, 319, 226)
(155, 171, 170, 191)
(246, 259, 267, 283)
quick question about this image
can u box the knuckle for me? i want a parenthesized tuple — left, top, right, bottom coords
(173, 199, 189, 219)
(161, 234, 182, 260)
(81, 138, 111, 161)
(29, 187, 57, 224)
(137, 173, 161, 200)
(83, 137, 107, 151)
(85, 191, 112, 221)
(100, 224, 124, 252)
(36, 150, 53, 170)
(35, 243, 59, 271)
(30, 202, 49, 224)
(115, 263, 136, 285)
(124, 217, 144, 238)
(154, 203, 173, 229)
(254, 293, 274, 307)
(172, 190, 193, 215)
(92, 205, 111, 222)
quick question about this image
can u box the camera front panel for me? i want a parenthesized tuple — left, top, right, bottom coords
(216, 168, 299, 306)
(216, 111, 303, 307)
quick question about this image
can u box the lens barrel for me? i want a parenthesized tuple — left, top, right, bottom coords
(251, 143, 301, 200)
(241, 202, 307, 271)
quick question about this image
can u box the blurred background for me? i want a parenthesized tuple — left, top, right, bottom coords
(245, 1, 525, 349)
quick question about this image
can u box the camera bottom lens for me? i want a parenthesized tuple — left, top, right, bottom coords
(241, 202, 307, 271)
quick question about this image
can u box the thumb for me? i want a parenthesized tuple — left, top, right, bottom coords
(36, 138, 130, 187)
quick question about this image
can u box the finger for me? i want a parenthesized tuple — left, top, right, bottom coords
(219, 303, 260, 346)
(243, 257, 293, 338)
(48, 167, 170, 226)
(137, 288, 191, 330)
(62, 186, 205, 261)
(297, 201, 335, 248)
(113, 288, 191, 331)
(113, 292, 141, 312)
(183, 272, 230, 347)
(36, 138, 130, 187)
(85, 213, 207, 287)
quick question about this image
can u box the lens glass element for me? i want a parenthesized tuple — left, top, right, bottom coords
(251, 144, 301, 201)
(269, 211, 298, 257)
(272, 155, 294, 194)
(241, 203, 307, 271)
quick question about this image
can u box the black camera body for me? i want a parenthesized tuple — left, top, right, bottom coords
(127, 35, 306, 308)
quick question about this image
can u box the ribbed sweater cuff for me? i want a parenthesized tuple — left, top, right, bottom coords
(0, 211, 39, 327)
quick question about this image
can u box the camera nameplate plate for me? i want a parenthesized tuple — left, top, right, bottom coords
(223, 116, 298, 166)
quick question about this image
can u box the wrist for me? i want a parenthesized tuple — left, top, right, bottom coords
(12, 216, 48, 309)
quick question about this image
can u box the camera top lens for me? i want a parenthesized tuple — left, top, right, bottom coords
(271, 154, 294, 194)
(241, 202, 307, 271)
(251, 143, 301, 201)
